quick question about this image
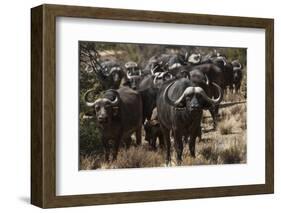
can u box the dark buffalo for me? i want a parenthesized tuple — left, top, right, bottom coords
(232, 60, 243, 93)
(211, 56, 234, 91)
(123, 61, 143, 90)
(137, 74, 159, 123)
(84, 87, 143, 161)
(144, 108, 164, 150)
(187, 63, 224, 86)
(137, 70, 175, 124)
(185, 63, 224, 128)
(95, 60, 124, 89)
(135, 73, 172, 146)
(145, 53, 188, 78)
(142, 55, 167, 76)
(157, 78, 222, 164)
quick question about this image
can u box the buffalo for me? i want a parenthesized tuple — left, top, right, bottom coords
(211, 56, 234, 91)
(124, 61, 143, 90)
(84, 87, 143, 161)
(95, 60, 124, 89)
(144, 108, 164, 150)
(232, 60, 243, 93)
(185, 63, 224, 128)
(157, 78, 222, 164)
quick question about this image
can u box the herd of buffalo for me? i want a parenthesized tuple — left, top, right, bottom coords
(82, 48, 245, 165)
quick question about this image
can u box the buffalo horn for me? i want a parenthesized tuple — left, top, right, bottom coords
(196, 82, 223, 105)
(163, 82, 195, 108)
(204, 74, 209, 85)
(84, 89, 96, 107)
(126, 70, 132, 79)
(107, 90, 119, 106)
(151, 64, 159, 75)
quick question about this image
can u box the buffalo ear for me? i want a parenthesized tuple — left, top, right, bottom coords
(112, 106, 119, 116)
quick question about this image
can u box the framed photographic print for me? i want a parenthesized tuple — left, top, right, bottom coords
(31, 4, 274, 208)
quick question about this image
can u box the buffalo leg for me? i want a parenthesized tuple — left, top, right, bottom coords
(102, 137, 110, 162)
(189, 135, 196, 158)
(136, 126, 142, 146)
(112, 136, 122, 161)
(229, 84, 234, 94)
(161, 125, 171, 165)
(235, 82, 241, 93)
(124, 136, 132, 149)
(197, 126, 202, 142)
(209, 108, 217, 129)
(174, 131, 183, 165)
(151, 136, 157, 151)
(158, 133, 165, 149)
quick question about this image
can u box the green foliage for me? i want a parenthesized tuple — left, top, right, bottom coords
(79, 41, 104, 157)
(79, 118, 103, 156)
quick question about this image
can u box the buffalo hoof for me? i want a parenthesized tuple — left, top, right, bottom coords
(177, 160, 182, 166)
(165, 160, 172, 167)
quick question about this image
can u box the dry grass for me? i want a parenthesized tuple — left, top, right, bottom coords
(218, 118, 234, 135)
(80, 93, 247, 170)
(80, 146, 165, 170)
(111, 146, 164, 169)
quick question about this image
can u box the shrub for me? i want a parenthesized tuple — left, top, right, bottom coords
(79, 118, 103, 156)
(218, 118, 235, 135)
(114, 146, 164, 168)
(219, 146, 244, 164)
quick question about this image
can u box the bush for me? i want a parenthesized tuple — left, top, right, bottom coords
(114, 146, 164, 168)
(218, 118, 235, 135)
(79, 118, 103, 157)
(219, 145, 245, 164)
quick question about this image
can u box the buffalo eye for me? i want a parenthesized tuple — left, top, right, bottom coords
(95, 105, 100, 111)
(104, 104, 112, 110)
(185, 95, 192, 101)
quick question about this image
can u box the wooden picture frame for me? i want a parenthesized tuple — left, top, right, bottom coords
(31, 4, 274, 208)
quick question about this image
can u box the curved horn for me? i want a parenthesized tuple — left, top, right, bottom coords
(151, 64, 159, 75)
(109, 66, 121, 75)
(127, 70, 132, 79)
(184, 52, 188, 61)
(236, 62, 242, 69)
(153, 74, 162, 85)
(153, 71, 172, 85)
(232, 61, 242, 71)
(84, 89, 96, 107)
(222, 57, 227, 66)
(138, 69, 142, 76)
(153, 76, 158, 85)
(204, 74, 209, 85)
(124, 62, 130, 69)
(106, 90, 119, 106)
(163, 72, 173, 80)
(196, 82, 223, 105)
(102, 67, 110, 77)
(216, 56, 227, 66)
(164, 82, 195, 108)
(108, 96, 118, 105)
(169, 63, 182, 70)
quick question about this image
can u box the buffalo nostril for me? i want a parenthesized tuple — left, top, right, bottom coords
(191, 105, 200, 110)
(98, 116, 107, 122)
